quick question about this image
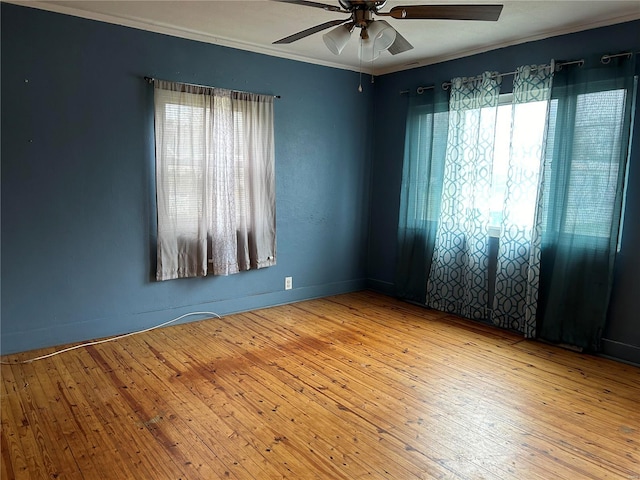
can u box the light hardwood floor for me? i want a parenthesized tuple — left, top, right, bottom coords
(2, 291, 639, 479)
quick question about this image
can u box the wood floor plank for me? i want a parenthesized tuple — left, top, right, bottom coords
(106, 334, 285, 480)
(289, 298, 640, 478)
(147, 325, 377, 479)
(135, 327, 335, 480)
(245, 299, 638, 479)
(56, 346, 189, 479)
(2, 291, 639, 479)
(87, 343, 242, 480)
(240, 308, 558, 480)
(173, 316, 437, 479)
(0, 365, 54, 479)
(1, 369, 31, 480)
(17, 358, 89, 479)
(190, 308, 528, 480)
(293, 299, 640, 439)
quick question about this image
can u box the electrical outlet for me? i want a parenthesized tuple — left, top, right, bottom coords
(285, 276, 293, 290)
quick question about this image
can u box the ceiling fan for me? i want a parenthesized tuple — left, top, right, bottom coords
(273, 1, 503, 59)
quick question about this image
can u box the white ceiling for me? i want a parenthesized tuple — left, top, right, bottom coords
(8, 0, 640, 74)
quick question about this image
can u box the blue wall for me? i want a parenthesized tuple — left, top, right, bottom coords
(367, 20, 640, 364)
(2, 3, 639, 364)
(1, 3, 373, 354)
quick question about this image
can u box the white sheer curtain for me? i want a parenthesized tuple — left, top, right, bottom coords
(154, 81, 275, 281)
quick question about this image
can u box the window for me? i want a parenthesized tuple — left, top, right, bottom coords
(160, 100, 208, 234)
(153, 81, 276, 281)
(543, 88, 629, 242)
(399, 62, 635, 345)
(488, 93, 549, 236)
(409, 88, 628, 243)
(485, 89, 630, 243)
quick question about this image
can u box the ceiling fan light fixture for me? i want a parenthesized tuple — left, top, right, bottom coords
(358, 20, 396, 61)
(367, 20, 396, 52)
(323, 24, 352, 55)
(358, 38, 381, 61)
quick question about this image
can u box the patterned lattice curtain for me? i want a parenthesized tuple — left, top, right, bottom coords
(426, 72, 501, 319)
(492, 65, 554, 338)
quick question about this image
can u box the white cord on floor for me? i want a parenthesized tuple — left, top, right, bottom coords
(0, 311, 221, 365)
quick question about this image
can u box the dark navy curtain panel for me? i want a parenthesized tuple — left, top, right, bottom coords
(395, 90, 449, 302)
(537, 55, 637, 351)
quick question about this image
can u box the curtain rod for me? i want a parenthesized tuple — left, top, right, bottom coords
(399, 61, 573, 95)
(399, 85, 434, 95)
(144, 76, 281, 99)
(402, 51, 634, 95)
(439, 58, 583, 91)
(601, 52, 634, 64)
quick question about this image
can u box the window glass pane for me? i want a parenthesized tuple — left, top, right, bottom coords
(568, 90, 625, 237)
(489, 103, 511, 228)
(490, 99, 548, 233)
(162, 101, 206, 234)
(544, 89, 626, 238)
(506, 100, 548, 227)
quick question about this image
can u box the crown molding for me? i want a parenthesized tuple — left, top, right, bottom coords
(3, 0, 371, 74)
(4, 1, 640, 77)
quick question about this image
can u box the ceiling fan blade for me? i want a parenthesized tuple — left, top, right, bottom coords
(273, 19, 349, 44)
(272, 0, 345, 13)
(388, 4, 503, 21)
